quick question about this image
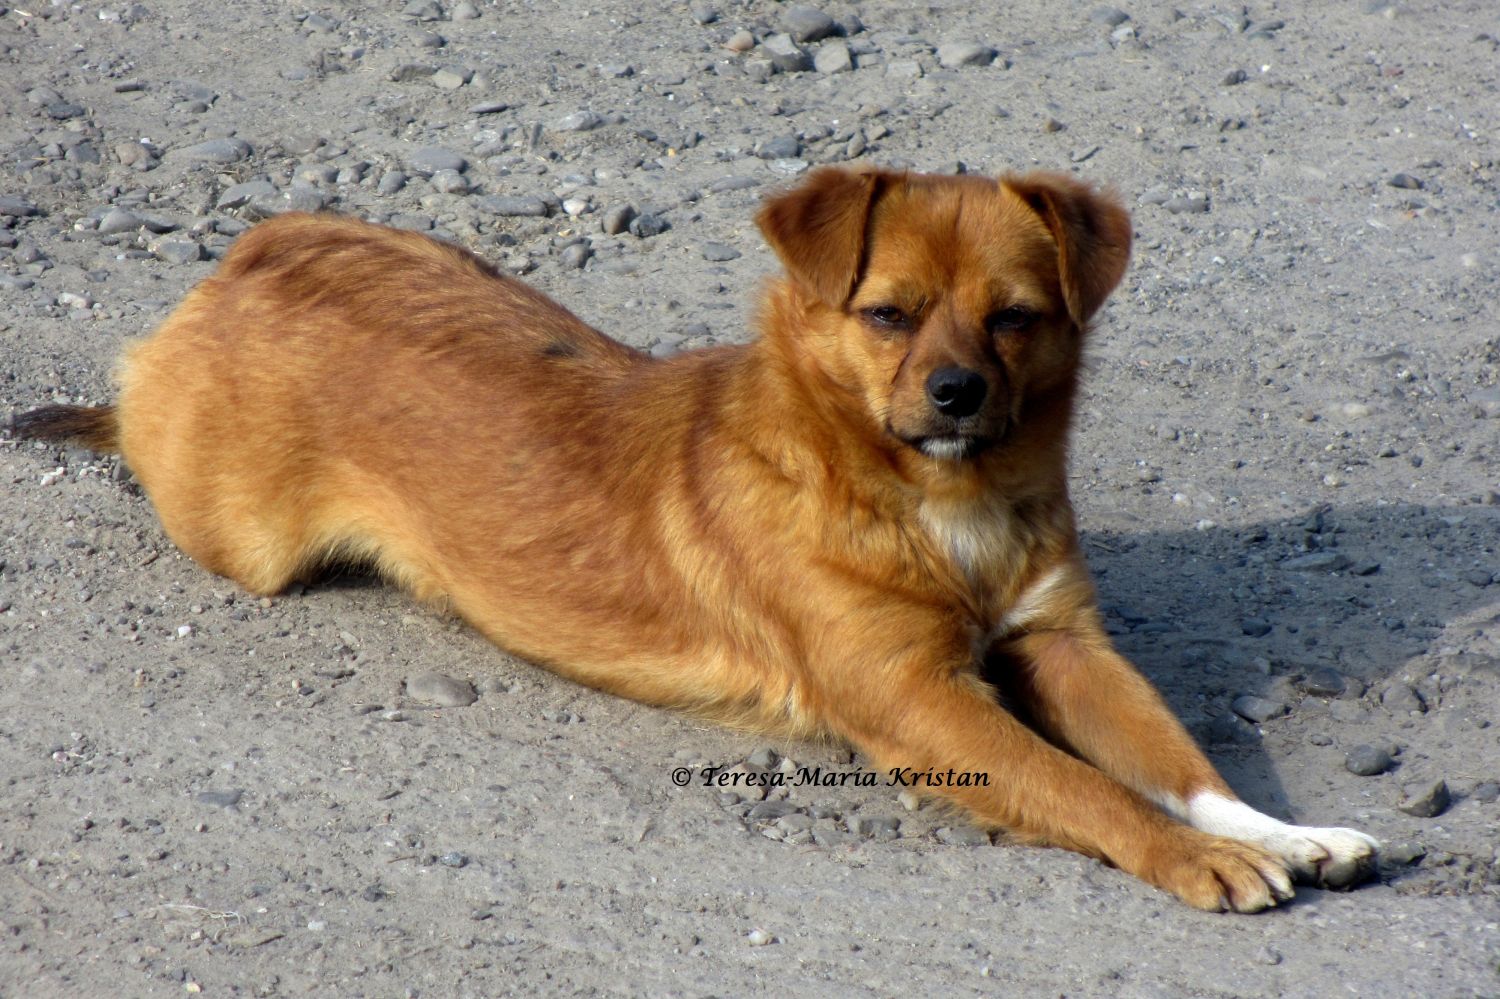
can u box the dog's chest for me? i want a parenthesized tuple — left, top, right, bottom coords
(918, 498, 1029, 609)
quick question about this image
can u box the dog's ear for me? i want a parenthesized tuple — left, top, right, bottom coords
(1004, 172, 1132, 327)
(756, 167, 888, 306)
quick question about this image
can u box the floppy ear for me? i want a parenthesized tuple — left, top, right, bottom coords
(1004, 172, 1132, 327)
(755, 166, 889, 306)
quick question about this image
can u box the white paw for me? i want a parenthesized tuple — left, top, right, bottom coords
(1259, 825, 1380, 888)
(1178, 793, 1380, 889)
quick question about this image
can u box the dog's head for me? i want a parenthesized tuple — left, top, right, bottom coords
(756, 167, 1130, 465)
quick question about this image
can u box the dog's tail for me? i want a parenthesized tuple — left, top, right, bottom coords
(8, 404, 121, 453)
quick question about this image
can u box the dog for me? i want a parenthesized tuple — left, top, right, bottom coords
(10, 166, 1377, 911)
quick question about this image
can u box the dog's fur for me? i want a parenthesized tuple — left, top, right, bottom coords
(11, 167, 1377, 911)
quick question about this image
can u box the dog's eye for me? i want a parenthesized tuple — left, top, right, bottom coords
(987, 307, 1037, 334)
(865, 306, 910, 329)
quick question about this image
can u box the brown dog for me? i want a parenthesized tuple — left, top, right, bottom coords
(12, 167, 1376, 910)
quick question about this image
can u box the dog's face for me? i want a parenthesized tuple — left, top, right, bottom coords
(757, 169, 1131, 464)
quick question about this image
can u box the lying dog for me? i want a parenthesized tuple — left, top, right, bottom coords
(12, 166, 1377, 910)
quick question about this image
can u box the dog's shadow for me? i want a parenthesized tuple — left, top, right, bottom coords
(1068, 500, 1499, 822)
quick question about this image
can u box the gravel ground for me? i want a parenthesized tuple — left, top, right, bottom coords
(2, 1, 1499, 996)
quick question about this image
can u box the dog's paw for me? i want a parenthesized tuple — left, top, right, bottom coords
(1182, 792, 1380, 890)
(1141, 830, 1294, 914)
(1259, 825, 1380, 889)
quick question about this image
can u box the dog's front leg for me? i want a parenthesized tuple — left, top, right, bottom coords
(997, 625, 1378, 889)
(832, 666, 1293, 912)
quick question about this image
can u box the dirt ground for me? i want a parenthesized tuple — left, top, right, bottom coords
(3, 0, 1499, 995)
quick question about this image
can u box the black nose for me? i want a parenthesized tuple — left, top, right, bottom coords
(925, 367, 987, 419)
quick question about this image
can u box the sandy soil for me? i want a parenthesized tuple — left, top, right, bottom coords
(2, 1, 1499, 995)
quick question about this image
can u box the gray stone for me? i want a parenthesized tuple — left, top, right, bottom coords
(377, 171, 408, 195)
(468, 100, 510, 115)
(1223, 68, 1249, 85)
(691, 5, 718, 25)
(848, 814, 900, 837)
(1281, 551, 1351, 572)
(1090, 6, 1131, 27)
(196, 789, 244, 808)
(745, 747, 778, 769)
(173, 138, 252, 164)
(782, 5, 836, 43)
(1388, 172, 1424, 190)
(217, 179, 277, 210)
(1397, 778, 1450, 818)
(1298, 667, 1347, 697)
(702, 242, 741, 262)
(628, 213, 669, 238)
(478, 195, 549, 217)
(935, 825, 992, 846)
(1231, 695, 1287, 723)
(428, 168, 470, 194)
(438, 851, 468, 867)
(406, 671, 478, 707)
(1345, 745, 1393, 776)
(407, 146, 467, 176)
(431, 67, 469, 90)
(1241, 617, 1273, 637)
(153, 240, 205, 264)
(559, 242, 591, 269)
(97, 208, 143, 234)
(601, 204, 637, 235)
(390, 63, 438, 82)
(775, 813, 814, 834)
(747, 799, 799, 819)
(813, 40, 853, 74)
(937, 42, 997, 68)
(1380, 683, 1426, 714)
(554, 110, 604, 132)
(762, 33, 813, 73)
(756, 134, 801, 160)
(1163, 195, 1210, 214)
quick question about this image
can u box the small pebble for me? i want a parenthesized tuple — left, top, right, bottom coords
(935, 825, 992, 847)
(1298, 667, 1347, 697)
(937, 42, 996, 69)
(1397, 778, 1450, 818)
(1380, 683, 1426, 714)
(1281, 552, 1351, 572)
(1231, 695, 1287, 723)
(428, 168, 470, 194)
(554, 110, 603, 132)
(629, 213, 669, 238)
(724, 30, 755, 53)
(1344, 745, 1393, 776)
(405, 671, 478, 707)
(701, 242, 741, 262)
(762, 33, 813, 73)
(1388, 172, 1424, 190)
(781, 5, 836, 43)
(559, 243, 591, 269)
(479, 195, 550, 217)
(172, 138, 252, 164)
(407, 146, 467, 176)
(813, 40, 853, 74)
(1241, 618, 1273, 638)
(1163, 195, 1210, 214)
(746, 928, 774, 946)
(97, 208, 143, 234)
(153, 240, 205, 265)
